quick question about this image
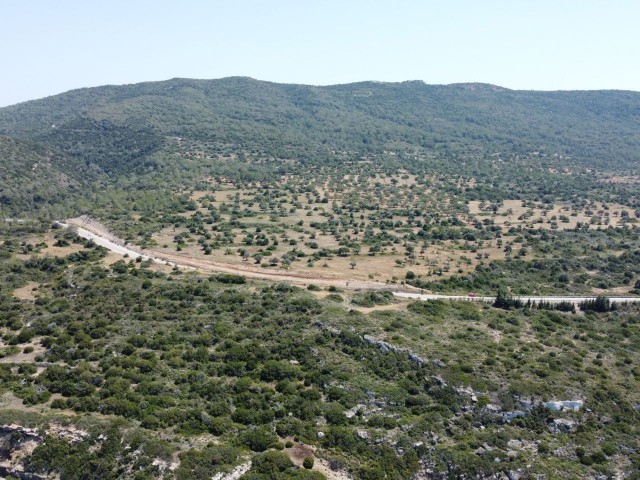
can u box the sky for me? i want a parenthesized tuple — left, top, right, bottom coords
(1, 0, 639, 106)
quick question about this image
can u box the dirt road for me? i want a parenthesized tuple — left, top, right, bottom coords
(60, 217, 640, 305)
(60, 217, 404, 291)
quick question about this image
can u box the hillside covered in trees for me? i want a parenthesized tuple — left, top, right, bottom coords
(0, 79, 639, 479)
(1, 77, 639, 182)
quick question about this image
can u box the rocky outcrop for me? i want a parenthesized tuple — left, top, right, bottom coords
(548, 419, 578, 433)
(543, 400, 583, 412)
(0, 423, 91, 480)
(362, 334, 441, 368)
(314, 322, 443, 369)
(0, 424, 44, 480)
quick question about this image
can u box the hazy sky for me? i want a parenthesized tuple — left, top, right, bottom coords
(2, 0, 639, 106)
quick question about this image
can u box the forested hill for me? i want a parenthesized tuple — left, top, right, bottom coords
(1, 77, 639, 175)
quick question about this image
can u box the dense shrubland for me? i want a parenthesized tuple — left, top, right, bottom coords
(0, 232, 638, 478)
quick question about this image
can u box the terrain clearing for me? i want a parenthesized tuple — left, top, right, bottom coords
(11, 281, 40, 301)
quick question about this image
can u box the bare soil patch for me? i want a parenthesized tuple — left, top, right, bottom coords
(285, 443, 353, 480)
(12, 282, 40, 301)
(351, 302, 408, 314)
(0, 338, 46, 364)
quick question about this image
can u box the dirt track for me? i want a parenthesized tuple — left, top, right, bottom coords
(61, 216, 640, 305)
(62, 217, 409, 292)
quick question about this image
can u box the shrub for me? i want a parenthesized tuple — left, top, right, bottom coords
(212, 273, 246, 284)
(238, 428, 279, 452)
(326, 294, 343, 302)
(250, 450, 294, 474)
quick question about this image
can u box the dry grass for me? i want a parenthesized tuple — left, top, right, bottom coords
(0, 338, 46, 364)
(12, 281, 40, 301)
(285, 443, 353, 480)
(351, 302, 409, 314)
(83, 173, 639, 287)
(468, 200, 630, 229)
(16, 233, 84, 260)
(601, 176, 640, 184)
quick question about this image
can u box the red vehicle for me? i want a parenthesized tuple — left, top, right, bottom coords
(467, 293, 477, 298)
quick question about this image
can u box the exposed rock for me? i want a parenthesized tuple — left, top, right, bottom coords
(507, 439, 523, 450)
(456, 386, 475, 396)
(431, 375, 447, 387)
(598, 416, 613, 425)
(313, 321, 340, 335)
(0, 424, 45, 480)
(46, 423, 89, 443)
(553, 445, 576, 460)
(432, 358, 446, 368)
(212, 460, 252, 480)
(363, 334, 441, 370)
(543, 400, 583, 412)
(502, 410, 527, 422)
(344, 404, 365, 419)
(548, 419, 577, 434)
(363, 335, 396, 354)
(408, 352, 427, 366)
(518, 399, 534, 410)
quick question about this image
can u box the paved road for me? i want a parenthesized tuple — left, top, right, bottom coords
(394, 292, 640, 305)
(60, 220, 639, 305)
(58, 222, 157, 262)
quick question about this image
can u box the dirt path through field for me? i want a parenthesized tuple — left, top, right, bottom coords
(61, 217, 640, 305)
(62, 217, 409, 292)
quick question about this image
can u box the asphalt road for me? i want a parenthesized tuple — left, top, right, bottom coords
(393, 292, 640, 305)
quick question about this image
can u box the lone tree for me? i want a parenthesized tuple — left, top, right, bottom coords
(303, 456, 314, 469)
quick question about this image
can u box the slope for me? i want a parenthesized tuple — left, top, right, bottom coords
(0, 77, 638, 178)
(0, 137, 82, 216)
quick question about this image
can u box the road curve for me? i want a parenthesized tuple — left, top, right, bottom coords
(58, 220, 402, 291)
(59, 219, 640, 305)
